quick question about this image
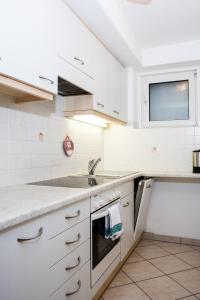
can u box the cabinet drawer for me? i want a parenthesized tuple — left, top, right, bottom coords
(49, 239, 90, 295)
(48, 218, 90, 267)
(47, 198, 90, 238)
(50, 261, 91, 300)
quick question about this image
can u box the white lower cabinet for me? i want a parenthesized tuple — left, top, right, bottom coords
(0, 217, 48, 300)
(50, 261, 91, 300)
(49, 239, 90, 296)
(121, 193, 134, 260)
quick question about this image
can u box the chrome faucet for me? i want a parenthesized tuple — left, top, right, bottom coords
(88, 157, 102, 175)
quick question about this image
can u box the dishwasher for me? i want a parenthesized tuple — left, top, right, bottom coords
(134, 177, 154, 242)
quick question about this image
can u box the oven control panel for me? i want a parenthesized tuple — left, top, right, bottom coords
(91, 190, 121, 212)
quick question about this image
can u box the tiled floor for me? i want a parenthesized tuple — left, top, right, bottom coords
(101, 239, 200, 300)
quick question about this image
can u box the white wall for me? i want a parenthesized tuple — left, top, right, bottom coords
(0, 94, 104, 187)
(104, 124, 200, 240)
(146, 181, 200, 240)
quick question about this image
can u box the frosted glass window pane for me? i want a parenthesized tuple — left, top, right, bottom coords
(149, 80, 189, 121)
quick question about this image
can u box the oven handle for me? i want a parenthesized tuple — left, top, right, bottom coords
(91, 210, 109, 221)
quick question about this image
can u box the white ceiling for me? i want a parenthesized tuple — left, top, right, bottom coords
(65, 0, 200, 67)
(116, 0, 200, 48)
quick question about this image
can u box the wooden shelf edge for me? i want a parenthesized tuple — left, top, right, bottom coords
(0, 74, 54, 102)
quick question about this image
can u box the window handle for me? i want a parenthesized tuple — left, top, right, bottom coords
(123, 202, 129, 208)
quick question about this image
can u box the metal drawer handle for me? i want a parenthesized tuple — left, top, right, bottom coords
(65, 233, 81, 245)
(39, 75, 54, 85)
(146, 184, 152, 189)
(65, 256, 81, 271)
(74, 56, 85, 66)
(65, 280, 81, 297)
(123, 202, 129, 208)
(113, 110, 119, 115)
(97, 102, 104, 108)
(65, 210, 80, 220)
(17, 227, 43, 243)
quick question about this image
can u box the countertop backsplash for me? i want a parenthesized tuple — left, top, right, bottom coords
(0, 94, 104, 187)
(104, 124, 200, 173)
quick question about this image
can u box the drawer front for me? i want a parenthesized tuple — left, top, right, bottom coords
(49, 239, 90, 295)
(116, 181, 134, 198)
(48, 218, 90, 267)
(50, 261, 91, 300)
(47, 198, 90, 239)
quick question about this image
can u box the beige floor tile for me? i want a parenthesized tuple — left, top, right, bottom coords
(192, 246, 200, 252)
(149, 255, 192, 274)
(138, 275, 190, 299)
(125, 251, 145, 264)
(176, 251, 200, 267)
(195, 294, 200, 299)
(156, 241, 193, 254)
(180, 297, 199, 300)
(135, 244, 169, 259)
(138, 240, 154, 247)
(103, 283, 151, 300)
(122, 260, 163, 282)
(109, 271, 132, 288)
(170, 269, 200, 294)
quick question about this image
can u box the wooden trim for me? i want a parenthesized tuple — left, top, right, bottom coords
(0, 74, 54, 102)
(64, 109, 126, 126)
(92, 235, 143, 300)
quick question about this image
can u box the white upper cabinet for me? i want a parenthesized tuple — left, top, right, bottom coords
(141, 70, 197, 127)
(94, 43, 128, 122)
(0, 0, 57, 94)
(57, 1, 96, 89)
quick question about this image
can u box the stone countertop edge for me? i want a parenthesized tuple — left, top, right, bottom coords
(0, 172, 141, 233)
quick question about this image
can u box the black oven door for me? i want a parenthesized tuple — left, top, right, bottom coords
(92, 208, 120, 270)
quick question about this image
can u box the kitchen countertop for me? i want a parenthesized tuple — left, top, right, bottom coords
(1, 171, 200, 233)
(0, 172, 141, 233)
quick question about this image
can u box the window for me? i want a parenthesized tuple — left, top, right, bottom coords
(142, 71, 196, 127)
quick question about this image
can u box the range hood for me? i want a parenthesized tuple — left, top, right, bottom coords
(0, 74, 54, 102)
(57, 76, 126, 128)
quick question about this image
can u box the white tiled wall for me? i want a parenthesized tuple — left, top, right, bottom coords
(104, 124, 200, 173)
(0, 95, 104, 187)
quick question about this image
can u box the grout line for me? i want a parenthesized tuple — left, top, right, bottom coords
(121, 269, 154, 300)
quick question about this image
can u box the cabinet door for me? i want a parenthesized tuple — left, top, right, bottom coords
(120, 193, 134, 260)
(0, 0, 57, 93)
(110, 57, 128, 122)
(134, 179, 154, 242)
(0, 218, 48, 300)
(57, 0, 96, 80)
(93, 43, 112, 115)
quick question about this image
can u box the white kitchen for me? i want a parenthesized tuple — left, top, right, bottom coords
(0, 0, 200, 299)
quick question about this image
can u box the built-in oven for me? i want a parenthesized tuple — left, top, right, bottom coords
(91, 197, 121, 286)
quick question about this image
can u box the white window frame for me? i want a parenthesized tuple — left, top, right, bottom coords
(141, 70, 197, 128)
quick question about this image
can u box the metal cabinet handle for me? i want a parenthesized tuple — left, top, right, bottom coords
(65, 210, 80, 220)
(113, 110, 119, 115)
(146, 184, 152, 189)
(65, 280, 81, 297)
(39, 75, 54, 85)
(123, 202, 129, 208)
(74, 56, 85, 66)
(65, 256, 81, 271)
(97, 102, 104, 108)
(17, 227, 43, 243)
(65, 233, 81, 245)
